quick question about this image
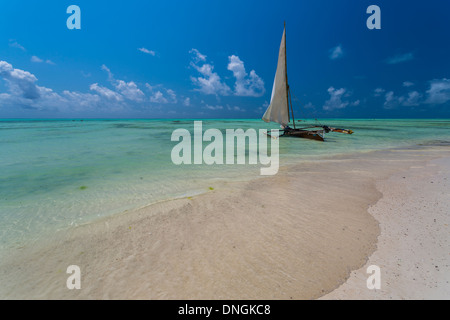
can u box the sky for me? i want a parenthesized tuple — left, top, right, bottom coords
(0, 0, 449, 119)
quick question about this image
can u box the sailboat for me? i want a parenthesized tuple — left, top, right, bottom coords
(262, 23, 353, 141)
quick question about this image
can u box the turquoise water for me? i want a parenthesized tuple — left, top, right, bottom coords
(1, 119, 449, 250)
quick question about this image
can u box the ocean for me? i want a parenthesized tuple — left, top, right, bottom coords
(1, 119, 449, 253)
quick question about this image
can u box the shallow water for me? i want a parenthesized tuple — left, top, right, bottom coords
(0, 118, 449, 251)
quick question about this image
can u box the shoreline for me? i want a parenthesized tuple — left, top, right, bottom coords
(1, 144, 449, 299)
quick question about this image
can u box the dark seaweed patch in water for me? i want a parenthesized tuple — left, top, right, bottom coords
(171, 121, 190, 125)
(111, 123, 156, 130)
(417, 140, 450, 146)
(149, 132, 168, 139)
(332, 126, 398, 131)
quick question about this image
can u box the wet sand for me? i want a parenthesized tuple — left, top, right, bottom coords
(1, 145, 449, 299)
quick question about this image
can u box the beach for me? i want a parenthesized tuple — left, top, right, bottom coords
(1, 140, 449, 299)
(322, 152, 450, 299)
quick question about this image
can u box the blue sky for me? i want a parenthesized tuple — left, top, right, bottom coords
(0, 0, 449, 118)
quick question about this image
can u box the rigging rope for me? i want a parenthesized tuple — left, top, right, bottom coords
(290, 91, 323, 127)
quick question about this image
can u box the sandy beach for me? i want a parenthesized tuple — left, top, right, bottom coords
(1, 144, 449, 299)
(322, 152, 450, 299)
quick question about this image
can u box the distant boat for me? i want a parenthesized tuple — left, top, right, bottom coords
(262, 23, 353, 141)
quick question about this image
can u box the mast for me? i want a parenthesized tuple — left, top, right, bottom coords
(289, 88, 296, 128)
(284, 22, 296, 129)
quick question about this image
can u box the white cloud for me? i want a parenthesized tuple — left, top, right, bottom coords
(100, 65, 145, 102)
(0, 60, 40, 99)
(384, 91, 401, 109)
(227, 55, 265, 97)
(146, 83, 177, 104)
(323, 87, 355, 111)
(227, 105, 245, 112)
(374, 88, 385, 97)
(189, 48, 207, 63)
(166, 89, 177, 103)
(403, 91, 422, 106)
(190, 49, 231, 96)
(90, 83, 123, 101)
(62, 90, 102, 111)
(149, 91, 168, 103)
(204, 104, 223, 110)
(329, 45, 344, 60)
(31, 56, 55, 65)
(31, 56, 43, 63)
(183, 97, 190, 106)
(403, 81, 414, 87)
(384, 90, 422, 109)
(381, 79, 450, 109)
(114, 80, 145, 102)
(0, 60, 143, 113)
(425, 78, 450, 105)
(190, 64, 231, 95)
(138, 48, 156, 56)
(9, 40, 26, 51)
(386, 52, 414, 64)
(101, 64, 114, 81)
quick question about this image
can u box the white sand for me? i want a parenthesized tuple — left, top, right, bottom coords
(322, 154, 450, 300)
(1, 145, 449, 299)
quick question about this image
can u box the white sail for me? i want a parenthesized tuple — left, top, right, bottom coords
(262, 27, 290, 127)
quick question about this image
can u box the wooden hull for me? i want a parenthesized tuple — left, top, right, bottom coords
(284, 129, 325, 141)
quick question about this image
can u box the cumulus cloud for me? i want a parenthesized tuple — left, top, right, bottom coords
(189, 49, 265, 98)
(149, 91, 168, 103)
(383, 91, 397, 109)
(166, 89, 177, 103)
(425, 78, 450, 104)
(90, 83, 123, 101)
(0, 61, 95, 113)
(323, 87, 356, 111)
(189, 49, 231, 96)
(189, 48, 207, 63)
(146, 83, 177, 104)
(381, 79, 450, 109)
(227, 55, 265, 97)
(183, 97, 190, 106)
(114, 80, 145, 102)
(0, 60, 168, 114)
(62, 90, 101, 111)
(329, 45, 344, 60)
(403, 91, 422, 106)
(0, 60, 40, 99)
(383, 90, 422, 109)
(98, 65, 145, 102)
